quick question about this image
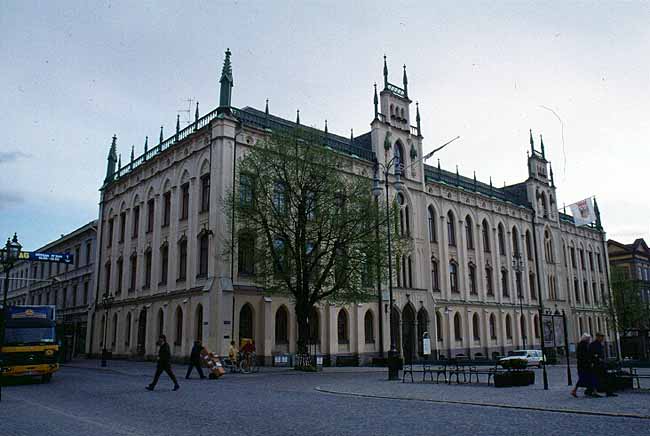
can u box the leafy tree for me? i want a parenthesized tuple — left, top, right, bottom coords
(610, 265, 650, 333)
(226, 128, 399, 357)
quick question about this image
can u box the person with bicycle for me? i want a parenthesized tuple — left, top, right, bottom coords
(240, 339, 255, 372)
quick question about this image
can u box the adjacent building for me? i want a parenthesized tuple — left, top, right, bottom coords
(90, 50, 613, 364)
(6, 221, 97, 360)
(608, 238, 650, 359)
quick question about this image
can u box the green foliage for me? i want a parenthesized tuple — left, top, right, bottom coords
(224, 128, 397, 352)
(610, 265, 650, 332)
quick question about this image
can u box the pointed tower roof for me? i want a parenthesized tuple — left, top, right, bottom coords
(529, 129, 534, 154)
(415, 101, 421, 136)
(108, 134, 117, 160)
(540, 134, 546, 158)
(159, 126, 164, 144)
(373, 83, 379, 119)
(402, 64, 408, 97)
(218, 48, 234, 111)
(176, 114, 181, 136)
(383, 55, 388, 89)
(195, 102, 200, 123)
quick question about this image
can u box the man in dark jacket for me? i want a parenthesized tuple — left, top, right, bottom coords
(146, 335, 180, 391)
(185, 340, 206, 379)
(589, 333, 617, 397)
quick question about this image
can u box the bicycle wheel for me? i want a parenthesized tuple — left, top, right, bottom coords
(239, 359, 251, 374)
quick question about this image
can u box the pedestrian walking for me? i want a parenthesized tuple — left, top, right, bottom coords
(589, 332, 618, 397)
(186, 340, 206, 379)
(571, 333, 599, 397)
(146, 335, 180, 391)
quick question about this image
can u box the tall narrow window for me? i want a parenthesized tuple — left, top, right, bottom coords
(198, 233, 209, 277)
(516, 271, 522, 298)
(86, 241, 92, 265)
(505, 314, 513, 339)
(525, 231, 532, 260)
(129, 253, 137, 291)
(180, 183, 189, 221)
(105, 262, 111, 293)
(454, 313, 462, 341)
(144, 249, 152, 289)
(574, 278, 580, 303)
(337, 310, 349, 344)
(450, 261, 459, 293)
(272, 182, 286, 213)
(162, 192, 171, 227)
(178, 238, 188, 281)
(501, 269, 509, 297)
(240, 173, 254, 207)
(431, 259, 439, 291)
(584, 280, 590, 304)
(238, 233, 255, 276)
(132, 205, 140, 238)
(428, 206, 436, 242)
(497, 224, 505, 255)
(472, 313, 480, 340)
(489, 314, 497, 339)
(529, 273, 537, 300)
(511, 227, 519, 256)
(447, 211, 456, 246)
(468, 263, 477, 295)
(275, 306, 289, 344)
(364, 310, 375, 343)
(119, 212, 126, 242)
(160, 244, 169, 285)
(200, 175, 210, 212)
(146, 199, 155, 233)
(588, 252, 594, 271)
(571, 247, 576, 268)
(465, 216, 474, 249)
(545, 230, 554, 263)
(482, 220, 490, 253)
(485, 266, 494, 296)
(116, 257, 123, 294)
(175, 307, 183, 346)
(107, 218, 114, 247)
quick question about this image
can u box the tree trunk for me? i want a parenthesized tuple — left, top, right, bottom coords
(295, 304, 310, 356)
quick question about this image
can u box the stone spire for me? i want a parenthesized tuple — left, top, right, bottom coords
(265, 99, 269, 116)
(159, 126, 164, 144)
(104, 134, 118, 183)
(529, 129, 534, 154)
(218, 48, 234, 111)
(540, 134, 546, 159)
(195, 102, 200, 123)
(296, 109, 300, 125)
(176, 114, 181, 137)
(403, 64, 408, 97)
(143, 136, 148, 160)
(350, 128, 354, 147)
(549, 163, 555, 187)
(130, 145, 135, 165)
(373, 83, 378, 119)
(324, 119, 328, 135)
(118, 153, 121, 170)
(383, 55, 388, 89)
(415, 102, 421, 136)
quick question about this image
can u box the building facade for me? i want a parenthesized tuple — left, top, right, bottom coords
(6, 221, 97, 360)
(608, 238, 650, 359)
(89, 51, 613, 364)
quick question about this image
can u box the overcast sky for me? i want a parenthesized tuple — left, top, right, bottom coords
(1, 1, 649, 250)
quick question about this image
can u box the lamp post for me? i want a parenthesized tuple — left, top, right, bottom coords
(512, 253, 526, 349)
(373, 152, 403, 381)
(1, 233, 23, 402)
(100, 292, 115, 367)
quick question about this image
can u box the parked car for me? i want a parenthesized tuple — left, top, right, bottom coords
(499, 350, 545, 368)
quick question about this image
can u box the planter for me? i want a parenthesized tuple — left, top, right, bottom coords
(494, 370, 535, 387)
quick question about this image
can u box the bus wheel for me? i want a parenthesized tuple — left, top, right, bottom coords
(41, 374, 52, 383)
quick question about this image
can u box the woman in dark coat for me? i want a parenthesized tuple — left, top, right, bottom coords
(571, 333, 600, 397)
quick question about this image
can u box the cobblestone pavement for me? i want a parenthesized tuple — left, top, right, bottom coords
(1, 360, 649, 436)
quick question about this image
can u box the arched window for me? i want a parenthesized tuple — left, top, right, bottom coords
(511, 227, 520, 256)
(520, 314, 527, 341)
(472, 313, 480, 340)
(468, 262, 477, 295)
(485, 266, 494, 296)
(447, 211, 456, 246)
(275, 306, 289, 344)
(541, 192, 549, 217)
(308, 307, 320, 344)
(584, 280, 590, 304)
(337, 310, 349, 344)
(544, 230, 554, 263)
(431, 259, 440, 291)
(482, 219, 490, 253)
(364, 310, 375, 343)
(501, 268, 509, 297)
(157, 309, 164, 337)
(396, 193, 409, 237)
(497, 224, 505, 255)
(195, 304, 203, 342)
(505, 314, 513, 339)
(178, 237, 188, 280)
(427, 206, 437, 242)
(449, 261, 459, 293)
(489, 314, 497, 339)
(525, 231, 533, 260)
(239, 304, 254, 343)
(529, 273, 537, 300)
(417, 308, 429, 355)
(394, 141, 405, 176)
(198, 232, 209, 277)
(125, 312, 131, 347)
(465, 216, 474, 249)
(436, 311, 443, 342)
(175, 307, 183, 346)
(534, 315, 540, 338)
(453, 313, 462, 341)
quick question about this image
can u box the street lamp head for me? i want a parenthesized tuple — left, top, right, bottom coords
(5, 233, 21, 262)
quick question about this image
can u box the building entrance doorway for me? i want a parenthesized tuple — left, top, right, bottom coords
(137, 309, 147, 355)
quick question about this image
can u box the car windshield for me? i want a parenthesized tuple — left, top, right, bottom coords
(3, 327, 55, 345)
(511, 351, 527, 357)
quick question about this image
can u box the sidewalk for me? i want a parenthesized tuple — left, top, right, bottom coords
(316, 366, 650, 419)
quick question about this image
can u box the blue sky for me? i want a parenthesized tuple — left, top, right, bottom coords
(1, 1, 649, 250)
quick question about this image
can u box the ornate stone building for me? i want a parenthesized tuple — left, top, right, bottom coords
(6, 221, 97, 360)
(89, 50, 613, 363)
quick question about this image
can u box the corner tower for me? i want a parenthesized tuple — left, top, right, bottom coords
(525, 130, 557, 221)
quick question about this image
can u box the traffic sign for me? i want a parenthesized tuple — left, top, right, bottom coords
(1, 250, 74, 264)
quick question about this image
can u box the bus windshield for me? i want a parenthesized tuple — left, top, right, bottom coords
(4, 326, 56, 345)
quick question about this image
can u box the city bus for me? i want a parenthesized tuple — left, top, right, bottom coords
(0, 305, 60, 382)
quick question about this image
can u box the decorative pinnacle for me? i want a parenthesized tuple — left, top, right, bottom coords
(415, 101, 421, 136)
(437, 158, 441, 170)
(118, 153, 121, 169)
(529, 129, 534, 154)
(350, 128, 354, 145)
(373, 83, 379, 119)
(195, 102, 199, 123)
(324, 120, 328, 135)
(220, 48, 233, 84)
(540, 134, 546, 158)
(176, 114, 180, 135)
(383, 55, 388, 88)
(296, 109, 300, 125)
(144, 136, 148, 154)
(403, 64, 408, 96)
(108, 134, 117, 160)
(130, 145, 135, 162)
(265, 99, 269, 115)
(159, 126, 164, 144)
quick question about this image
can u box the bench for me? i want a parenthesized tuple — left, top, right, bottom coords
(447, 358, 471, 384)
(469, 360, 505, 385)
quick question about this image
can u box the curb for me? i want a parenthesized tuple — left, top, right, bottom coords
(314, 387, 650, 420)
